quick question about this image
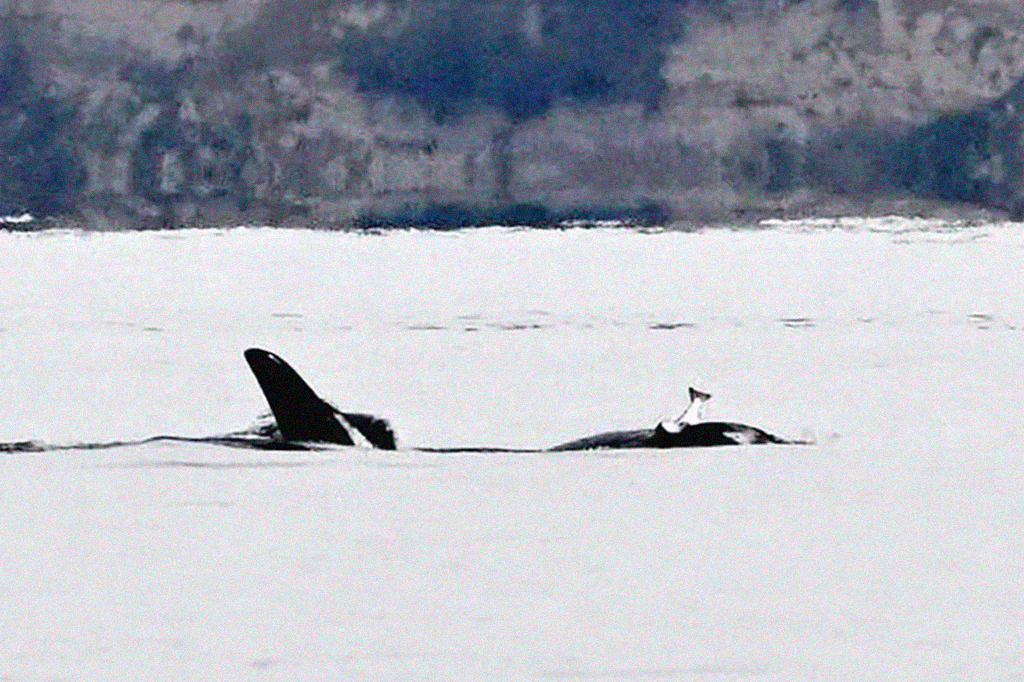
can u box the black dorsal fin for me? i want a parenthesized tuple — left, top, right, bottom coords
(243, 348, 354, 445)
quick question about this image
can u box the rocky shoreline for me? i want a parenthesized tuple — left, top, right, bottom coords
(3, 0, 1024, 229)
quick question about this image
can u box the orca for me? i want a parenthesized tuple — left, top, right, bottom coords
(548, 388, 807, 450)
(243, 348, 397, 449)
(3, 349, 399, 452)
(547, 421, 797, 450)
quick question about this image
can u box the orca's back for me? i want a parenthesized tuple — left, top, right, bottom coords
(340, 412, 398, 450)
(548, 429, 655, 451)
(666, 421, 791, 446)
(549, 422, 794, 450)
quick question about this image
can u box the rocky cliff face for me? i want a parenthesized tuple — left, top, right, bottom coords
(5, 0, 1024, 228)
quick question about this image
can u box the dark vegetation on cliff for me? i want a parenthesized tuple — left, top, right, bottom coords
(0, 21, 83, 216)
(723, 112, 1018, 214)
(899, 108, 1021, 208)
(333, 1, 684, 122)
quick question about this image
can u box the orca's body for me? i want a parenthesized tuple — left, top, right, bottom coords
(548, 386, 804, 450)
(243, 348, 397, 449)
(548, 421, 794, 451)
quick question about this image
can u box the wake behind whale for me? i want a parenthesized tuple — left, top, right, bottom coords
(2, 349, 811, 453)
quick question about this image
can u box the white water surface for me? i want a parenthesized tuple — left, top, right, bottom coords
(1, 220, 1023, 680)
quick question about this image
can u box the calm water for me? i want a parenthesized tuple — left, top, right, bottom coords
(1, 221, 1022, 680)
